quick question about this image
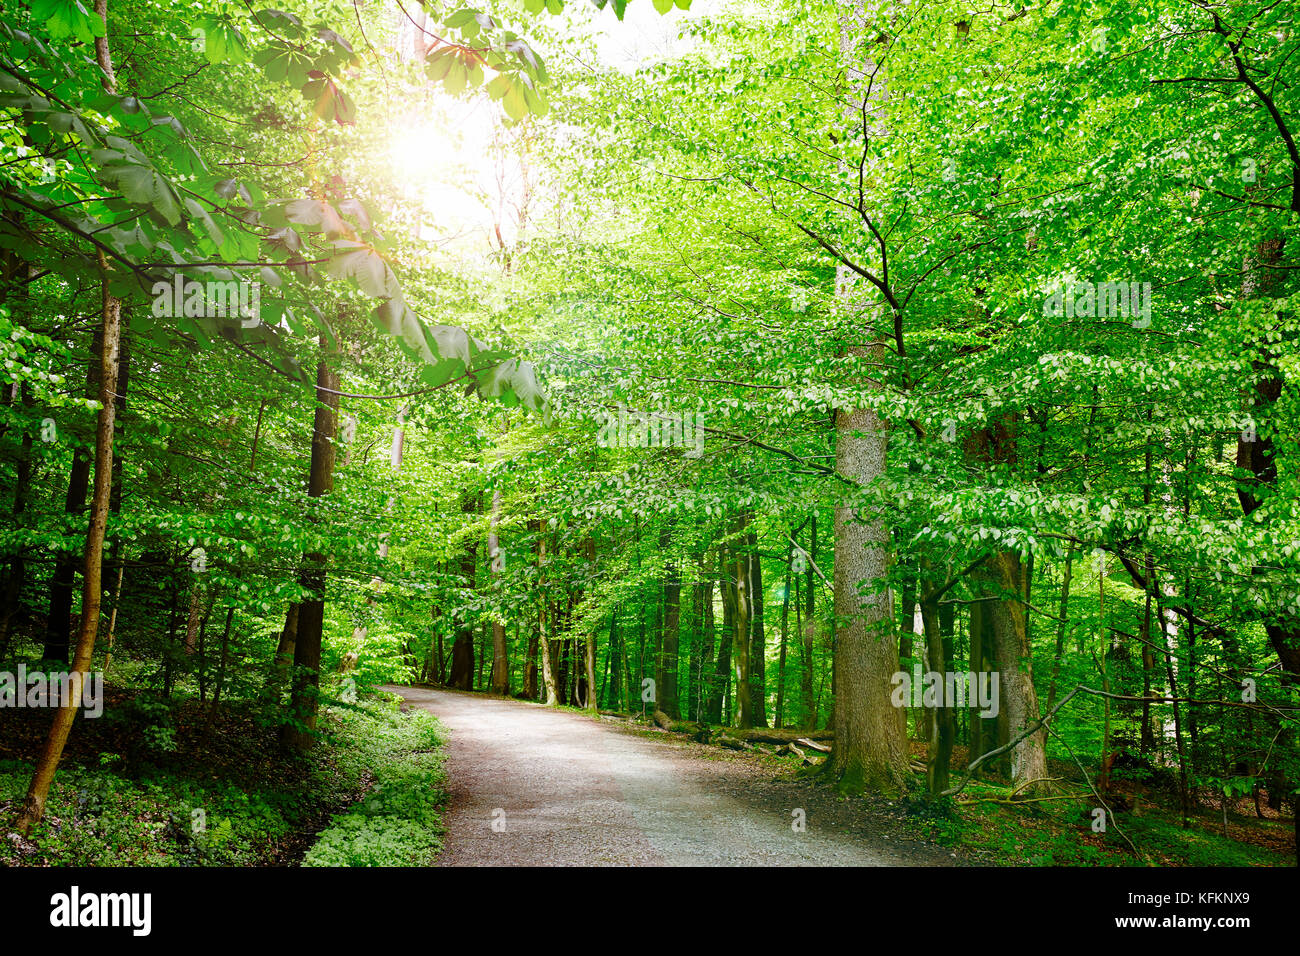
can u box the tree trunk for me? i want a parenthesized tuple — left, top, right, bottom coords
(15, 250, 121, 831)
(986, 550, 1049, 792)
(695, 560, 715, 722)
(801, 516, 817, 727)
(724, 517, 752, 728)
(489, 487, 508, 695)
(536, 533, 557, 705)
(282, 351, 340, 752)
(748, 531, 767, 727)
(656, 525, 681, 718)
(449, 490, 478, 690)
(710, 546, 731, 725)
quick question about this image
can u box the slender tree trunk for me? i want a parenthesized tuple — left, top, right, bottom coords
(725, 517, 752, 728)
(0, 386, 33, 661)
(656, 525, 681, 718)
(282, 350, 339, 752)
(919, 590, 954, 795)
(489, 487, 508, 695)
(776, 550, 791, 729)
(748, 532, 767, 727)
(537, 533, 557, 704)
(15, 246, 121, 831)
(711, 546, 731, 725)
(449, 490, 478, 690)
(270, 602, 300, 694)
(801, 517, 816, 726)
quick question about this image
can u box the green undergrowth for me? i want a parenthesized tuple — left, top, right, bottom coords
(302, 698, 446, 866)
(899, 786, 1294, 866)
(0, 692, 445, 867)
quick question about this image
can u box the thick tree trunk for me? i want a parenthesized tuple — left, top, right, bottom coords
(986, 551, 1048, 792)
(829, 395, 907, 793)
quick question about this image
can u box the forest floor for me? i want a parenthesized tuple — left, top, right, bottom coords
(389, 685, 958, 866)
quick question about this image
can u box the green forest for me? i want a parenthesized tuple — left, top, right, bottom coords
(0, 0, 1297, 873)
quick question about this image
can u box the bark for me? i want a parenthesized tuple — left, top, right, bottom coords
(536, 533, 557, 704)
(0, 385, 33, 660)
(747, 532, 767, 727)
(489, 487, 508, 695)
(605, 609, 620, 709)
(656, 525, 681, 719)
(776, 551, 791, 729)
(43, 337, 97, 664)
(15, 251, 120, 832)
(269, 602, 299, 693)
(449, 490, 478, 690)
(710, 546, 732, 724)
(986, 550, 1049, 792)
(282, 352, 340, 752)
(584, 628, 597, 711)
(801, 517, 817, 726)
(694, 560, 715, 722)
(524, 625, 540, 700)
(724, 517, 752, 728)
(919, 592, 954, 794)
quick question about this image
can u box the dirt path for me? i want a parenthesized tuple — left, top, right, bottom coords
(388, 686, 958, 867)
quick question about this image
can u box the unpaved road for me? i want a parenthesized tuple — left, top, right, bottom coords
(388, 686, 957, 867)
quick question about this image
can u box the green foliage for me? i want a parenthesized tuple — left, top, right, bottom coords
(303, 698, 446, 866)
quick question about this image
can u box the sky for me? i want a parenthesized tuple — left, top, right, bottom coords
(381, 0, 710, 256)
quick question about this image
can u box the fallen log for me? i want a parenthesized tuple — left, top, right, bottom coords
(796, 737, 831, 754)
(724, 727, 834, 745)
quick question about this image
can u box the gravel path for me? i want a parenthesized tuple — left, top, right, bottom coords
(388, 685, 958, 867)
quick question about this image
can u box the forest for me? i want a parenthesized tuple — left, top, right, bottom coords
(0, 0, 1296, 873)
